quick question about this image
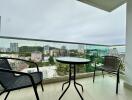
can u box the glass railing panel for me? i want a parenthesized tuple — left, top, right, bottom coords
(85, 45, 109, 72)
(43, 42, 87, 76)
(0, 37, 126, 80)
(43, 42, 79, 76)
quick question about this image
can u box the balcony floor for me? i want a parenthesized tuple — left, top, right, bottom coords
(0, 75, 132, 100)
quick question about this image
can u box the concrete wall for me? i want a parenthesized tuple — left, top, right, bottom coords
(125, 0, 132, 86)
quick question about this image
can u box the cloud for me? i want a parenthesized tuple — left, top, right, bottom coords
(0, 0, 126, 45)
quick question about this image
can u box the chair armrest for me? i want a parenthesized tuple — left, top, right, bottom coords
(0, 57, 40, 72)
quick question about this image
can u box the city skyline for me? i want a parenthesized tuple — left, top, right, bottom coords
(0, 42, 85, 51)
(0, 41, 125, 54)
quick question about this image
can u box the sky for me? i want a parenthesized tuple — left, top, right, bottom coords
(0, 0, 126, 45)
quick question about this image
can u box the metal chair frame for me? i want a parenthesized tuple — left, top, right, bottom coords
(93, 56, 121, 94)
(0, 57, 44, 100)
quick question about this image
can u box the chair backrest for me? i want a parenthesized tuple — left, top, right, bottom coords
(0, 58, 14, 88)
(104, 56, 120, 70)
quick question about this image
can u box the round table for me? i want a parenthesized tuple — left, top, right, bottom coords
(56, 57, 90, 100)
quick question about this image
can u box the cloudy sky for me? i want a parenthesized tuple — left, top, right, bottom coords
(0, 0, 126, 45)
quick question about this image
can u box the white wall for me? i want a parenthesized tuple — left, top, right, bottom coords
(125, 0, 132, 85)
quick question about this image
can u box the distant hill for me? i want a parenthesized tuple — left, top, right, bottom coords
(19, 46, 43, 52)
(19, 46, 59, 53)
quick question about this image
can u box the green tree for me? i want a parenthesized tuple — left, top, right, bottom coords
(48, 56, 55, 65)
(56, 62, 69, 76)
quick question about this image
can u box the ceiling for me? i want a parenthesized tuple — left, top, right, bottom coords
(78, 0, 126, 12)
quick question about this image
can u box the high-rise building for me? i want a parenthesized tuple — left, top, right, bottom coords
(10, 43, 19, 52)
(59, 45, 67, 56)
(44, 45, 50, 55)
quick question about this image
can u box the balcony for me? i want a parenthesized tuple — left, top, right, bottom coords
(0, 0, 132, 100)
(0, 36, 128, 100)
(0, 75, 131, 100)
(0, 36, 125, 79)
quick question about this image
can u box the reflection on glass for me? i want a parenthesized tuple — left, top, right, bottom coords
(0, 38, 125, 79)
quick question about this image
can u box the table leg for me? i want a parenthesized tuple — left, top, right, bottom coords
(62, 81, 69, 90)
(59, 64, 72, 100)
(75, 82, 84, 92)
(59, 64, 84, 100)
(73, 64, 84, 100)
(74, 82, 84, 100)
(59, 81, 71, 100)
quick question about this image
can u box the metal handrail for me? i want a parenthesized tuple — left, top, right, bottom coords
(0, 36, 125, 47)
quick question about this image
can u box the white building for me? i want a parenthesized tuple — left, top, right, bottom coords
(10, 43, 19, 52)
(109, 48, 119, 57)
(31, 51, 42, 62)
(44, 45, 50, 55)
(0, 54, 19, 58)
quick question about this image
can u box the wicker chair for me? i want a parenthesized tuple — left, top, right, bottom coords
(93, 56, 121, 94)
(0, 57, 44, 100)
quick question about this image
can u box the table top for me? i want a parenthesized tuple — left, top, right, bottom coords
(56, 57, 90, 64)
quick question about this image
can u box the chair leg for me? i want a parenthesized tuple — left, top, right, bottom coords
(118, 73, 120, 84)
(93, 69, 96, 83)
(32, 85, 40, 100)
(41, 82, 44, 92)
(116, 71, 119, 94)
(4, 91, 10, 100)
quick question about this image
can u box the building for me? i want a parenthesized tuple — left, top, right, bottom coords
(109, 48, 119, 57)
(10, 43, 19, 52)
(60, 46, 68, 56)
(0, 47, 6, 52)
(78, 44, 85, 53)
(50, 49, 60, 57)
(44, 45, 50, 55)
(31, 51, 42, 62)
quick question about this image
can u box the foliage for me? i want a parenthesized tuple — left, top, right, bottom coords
(56, 62, 86, 76)
(27, 60, 50, 68)
(85, 49, 104, 72)
(95, 56, 104, 64)
(48, 56, 55, 65)
(76, 64, 85, 73)
(56, 62, 69, 76)
(0, 52, 18, 54)
(85, 64, 95, 72)
(19, 52, 31, 57)
(19, 46, 43, 53)
(69, 49, 78, 57)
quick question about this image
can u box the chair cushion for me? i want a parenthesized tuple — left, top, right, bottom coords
(8, 72, 43, 90)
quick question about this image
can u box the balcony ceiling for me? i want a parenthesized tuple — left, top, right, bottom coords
(78, 0, 126, 12)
